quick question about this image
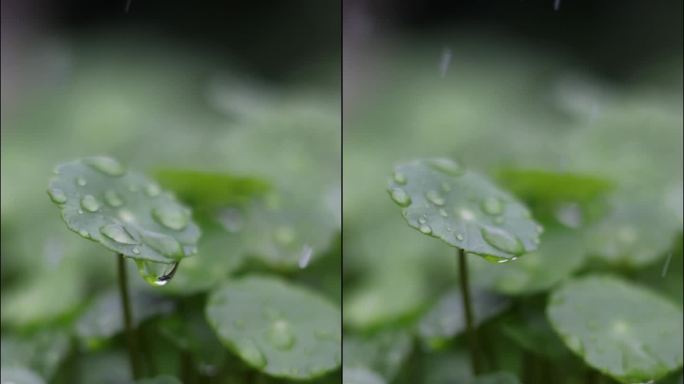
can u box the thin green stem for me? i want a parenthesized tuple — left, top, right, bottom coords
(458, 248, 482, 375)
(117, 254, 143, 380)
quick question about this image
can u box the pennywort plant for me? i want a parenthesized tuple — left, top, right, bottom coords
(387, 158, 543, 376)
(47, 156, 201, 379)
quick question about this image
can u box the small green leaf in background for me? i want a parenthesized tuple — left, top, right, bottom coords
(547, 275, 683, 383)
(343, 329, 412, 382)
(1, 330, 70, 381)
(387, 158, 542, 262)
(469, 228, 586, 295)
(154, 169, 269, 211)
(343, 367, 387, 384)
(0, 366, 46, 384)
(205, 276, 341, 380)
(418, 288, 510, 349)
(75, 288, 174, 349)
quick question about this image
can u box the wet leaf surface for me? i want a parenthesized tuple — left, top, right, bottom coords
(387, 158, 541, 261)
(547, 275, 684, 383)
(205, 276, 341, 380)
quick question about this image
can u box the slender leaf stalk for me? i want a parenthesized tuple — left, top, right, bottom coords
(458, 248, 482, 375)
(117, 253, 143, 380)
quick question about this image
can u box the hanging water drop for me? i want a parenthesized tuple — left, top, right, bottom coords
(86, 156, 125, 176)
(81, 195, 101, 212)
(48, 188, 67, 204)
(481, 226, 524, 255)
(135, 260, 180, 286)
(389, 187, 411, 207)
(152, 205, 189, 230)
(298, 244, 313, 269)
(101, 224, 139, 245)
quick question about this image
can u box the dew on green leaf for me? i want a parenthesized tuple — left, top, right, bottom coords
(104, 190, 124, 207)
(76, 177, 87, 186)
(393, 171, 407, 185)
(426, 190, 445, 206)
(100, 224, 139, 245)
(80, 195, 100, 212)
(481, 197, 504, 216)
(85, 156, 125, 177)
(419, 224, 433, 234)
(389, 187, 411, 207)
(481, 226, 524, 255)
(238, 340, 268, 369)
(47, 188, 67, 204)
(152, 205, 189, 231)
(267, 320, 296, 350)
(145, 183, 161, 197)
(428, 158, 464, 176)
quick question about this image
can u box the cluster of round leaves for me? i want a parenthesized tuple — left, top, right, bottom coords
(387, 158, 542, 262)
(47, 157, 201, 272)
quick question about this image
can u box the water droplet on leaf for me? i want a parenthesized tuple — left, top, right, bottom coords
(419, 224, 433, 234)
(389, 187, 411, 207)
(48, 188, 67, 204)
(86, 156, 125, 176)
(393, 171, 407, 185)
(100, 224, 139, 245)
(145, 183, 160, 197)
(81, 195, 100, 212)
(76, 177, 87, 186)
(141, 231, 183, 259)
(481, 226, 524, 255)
(481, 197, 504, 216)
(425, 190, 445, 206)
(267, 319, 296, 350)
(428, 158, 464, 176)
(152, 205, 189, 230)
(238, 341, 267, 368)
(104, 190, 124, 207)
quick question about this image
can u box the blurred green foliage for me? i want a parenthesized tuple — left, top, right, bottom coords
(343, 33, 682, 383)
(1, 33, 340, 383)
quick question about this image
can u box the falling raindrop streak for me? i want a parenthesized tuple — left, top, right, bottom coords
(554, 0, 561, 11)
(439, 47, 452, 78)
(298, 244, 313, 269)
(661, 252, 673, 277)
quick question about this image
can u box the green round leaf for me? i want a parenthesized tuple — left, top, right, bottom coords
(205, 276, 341, 380)
(0, 366, 46, 384)
(387, 158, 541, 261)
(47, 157, 201, 264)
(470, 228, 586, 295)
(418, 288, 510, 349)
(547, 275, 683, 383)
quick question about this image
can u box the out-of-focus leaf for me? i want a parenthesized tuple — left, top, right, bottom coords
(387, 158, 542, 262)
(547, 275, 683, 383)
(154, 169, 269, 211)
(0, 366, 46, 384)
(499, 308, 570, 360)
(205, 276, 341, 380)
(418, 288, 510, 350)
(469, 228, 586, 295)
(343, 367, 387, 384)
(75, 288, 174, 349)
(343, 330, 412, 381)
(47, 157, 201, 264)
(587, 193, 680, 267)
(1, 330, 70, 380)
(470, 372, 521, 384)
(497, 169, 613, 204)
